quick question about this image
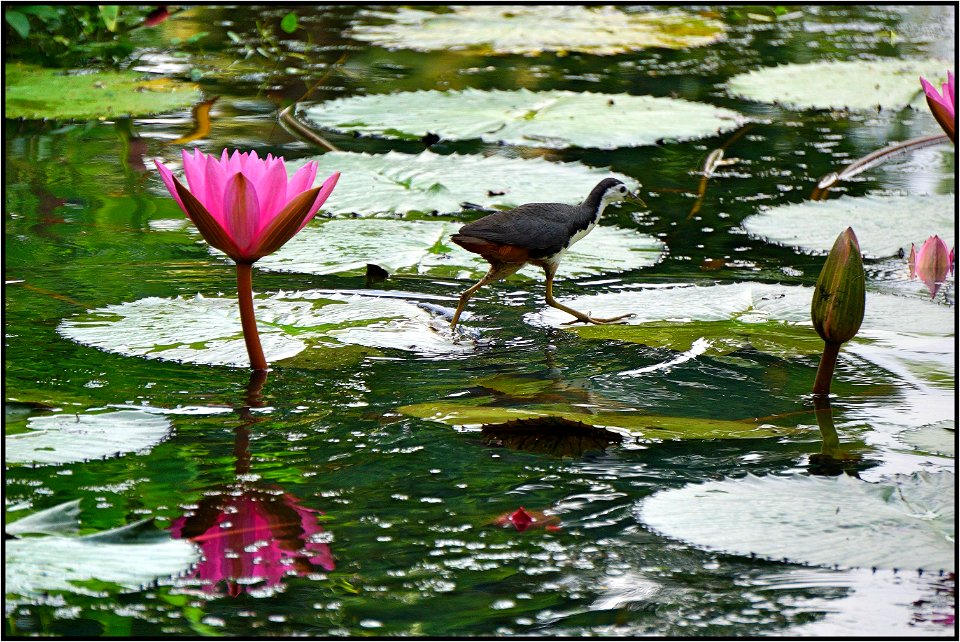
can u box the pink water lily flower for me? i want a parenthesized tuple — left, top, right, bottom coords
(154, 149, 339, 371)
(155, 149, 339, 264)
(920, 71, 955, 142)
(909, 235, 953, 298)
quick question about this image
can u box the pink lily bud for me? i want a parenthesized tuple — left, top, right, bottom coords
(910, 235, 952, 298)
(920, 71, 955, 143)
(155, 149, 339, 264)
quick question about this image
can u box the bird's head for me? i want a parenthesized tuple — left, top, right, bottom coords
(596, 178, 645, 207)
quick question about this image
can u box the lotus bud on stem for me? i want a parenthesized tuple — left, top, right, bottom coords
(810, 227, 865, 396)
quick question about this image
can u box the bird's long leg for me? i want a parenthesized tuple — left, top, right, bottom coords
(450, 261, 522, 330)
(542, 264, 633, 325)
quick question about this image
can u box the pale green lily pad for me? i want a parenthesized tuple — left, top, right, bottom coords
(5, 519, 199, 599)
(254, 219, 665, 280)
(399, 398, 803, 440)
(5, 410, 172, 466)
(5, 63, 203, 120)
(6, 500, 81, 538)
(57, 291, 473, 368)
(285, 151, 637, 216)
(348, 6, 725, 55)
(742, 194, 956, 258)
(638, 471, 955, 572)
(896, 421, 955, 457)
(727, 59, 949, 111)
(301, 88, 747, 149)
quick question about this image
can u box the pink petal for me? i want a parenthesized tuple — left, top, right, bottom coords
(203, 154, 229, 221)
(916, 235, 951, 298)
(286, 162, 319, 201)
(908, 243, 917, 279)
(921, 75, 953, 112)
(942, 74, 955, 116)
(221, 172, 261, 257)
(254, 158, 291, 228)
(295, 171, 340, 233)
(181, 148, 207, 200)
(154, 159, 187, 213)
(240, 149, 266, 184)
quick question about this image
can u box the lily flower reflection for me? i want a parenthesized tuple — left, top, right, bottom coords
(909, 235, 954, 298)
(171, 486, 334, 597)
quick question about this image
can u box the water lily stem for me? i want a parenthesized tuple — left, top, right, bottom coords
(812, 340, 841, 396)
(235, 262, 268, 371)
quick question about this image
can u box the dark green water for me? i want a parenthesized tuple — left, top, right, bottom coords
(4, 5, 956, 637)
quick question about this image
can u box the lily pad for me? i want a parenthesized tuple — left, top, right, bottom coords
(283, 150, 638, 217)
(348, 6, 725, 55)
(726, 59, 949, 111)
(637, 471, 955, 572)
(57, 291, 473, 368)
(5, 500, 81, 537)
(301, 88, 747, 149)
(5, 63, 203, 120)
(399, 397, 803, 441)
(525, 282, 955, 367)
(254, 219, 665, 280)
(5, 519, 199, 599)
(5, 410, 172, 466)
(480, 417, 623, 457)
(895, 421, 955, 458)
(741, 194, 956, 258)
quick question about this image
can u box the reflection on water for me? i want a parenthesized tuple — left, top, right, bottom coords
(3, 3, 955, 637)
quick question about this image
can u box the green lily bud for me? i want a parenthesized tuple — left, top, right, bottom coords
(811, 227, 865, 345)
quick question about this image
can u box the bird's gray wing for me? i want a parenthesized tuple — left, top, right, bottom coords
(456, 203, 577, 255)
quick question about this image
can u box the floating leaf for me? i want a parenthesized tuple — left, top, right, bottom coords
(57, 291, 474, 367)
(302, 88, 747, 149)
(283, 151, 638, 216)
(5, 519, 199, 599)
(727, 59, 949, 111)
(5, 410, 172, 466)
(637, 471, 955, 572)
(896, 421, 955, 458)
(348, 6, 725, 55)
(742, 194, 956, 258)
(253, 219, 664, 280)
(4, 63, 203, 120)
(399, 398, 803, 440)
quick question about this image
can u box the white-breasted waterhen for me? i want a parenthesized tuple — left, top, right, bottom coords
(449, 178, 643, 330)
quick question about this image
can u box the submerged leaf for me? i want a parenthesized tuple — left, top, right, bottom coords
(742, 194, 956, 258)
(5, 410, 172, 466)
(481, 416, 623, 457)
(638, 471, 955, 572)
(727, 58, 949, 111)
(349, 6, 725, 55)
(302, 88, 747, 149)
(5, 64, 203, 120)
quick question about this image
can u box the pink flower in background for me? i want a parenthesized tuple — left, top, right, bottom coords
(909, 235, 953, 298)
(171, 488, 335, 597)
(155, 149, 338, 264)
(920, 71, 955, 142)
(493, 507, 561, 532)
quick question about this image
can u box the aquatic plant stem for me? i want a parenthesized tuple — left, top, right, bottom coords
(812, 340, 840, 396)
(235, 262, 268, 371)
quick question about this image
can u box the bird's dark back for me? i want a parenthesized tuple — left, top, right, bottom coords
(455, 202, 581, 256)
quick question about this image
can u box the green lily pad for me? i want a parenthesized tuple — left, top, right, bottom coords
(56, 290, 474, 368)
(6, 500, 81, 538)
(896, 421, 955, 458)
(5, 518, 199, 599)
(742, 194, 956, 258)
(348, 6, 725, 55)
(5, 410, 172, 466)
(638, 471, 955, 572)
(4, 63, 203, 120)
(726, 58, 949, 111)
(399, 397, 803, 440)
(283, 150, 638, 217)
(301, 88, 747, 149)
(253, 219, 664, 280)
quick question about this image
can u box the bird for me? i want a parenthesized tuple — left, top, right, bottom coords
(448, 177, 643, 330)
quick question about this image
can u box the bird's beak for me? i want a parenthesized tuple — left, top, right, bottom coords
(626, 190, 647, 208)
